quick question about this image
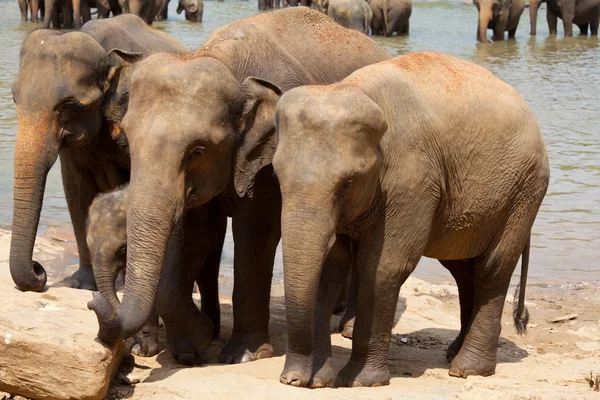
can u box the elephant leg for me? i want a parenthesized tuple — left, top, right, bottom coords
(81, 0, 91, 23)
(61, 0, 73, 28)
(310, 236, 353, 388)
(577, 23, 589, 35)
(401, 20, 410, 35)
(493, 19, 508, 41)
(562, 15, 574, 36)
(439, 259, 475, 362)
(60, 153, 98, 290)
(19, 0, 28, 22)
(72, 0, 82, 28)
(508, 27, 517, 38)
(338, 252, 358, 339)
(155, 207, 217, 365)
(219, 167, 280, 364)
(590, 10, 599, 36)
(31, 0, 40, 22)
(197, 205, 227, 340)
(130, 307, 160, 357)
(546, 7, 558, 35)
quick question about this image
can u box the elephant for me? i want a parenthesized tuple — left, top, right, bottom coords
(272, 52, 550, 388)
(96, 0, 123, 17)
(530, 0, 600, 36)
(86, 186, 224, 360)
(10, 14, 186, 294)
(473, 0, 525, 42)
(18, 0, 44, 22)
(156, 0, 169, 20)
(87, 7, 390, 366)
(369, 0, 411, 36)
(118, 0, 167, 24)
(42, 0, 73, 28)
(317, 0, 372, 34)
(177, 0, 203, 22)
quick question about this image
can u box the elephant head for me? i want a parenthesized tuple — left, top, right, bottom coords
(88, 54, 282, 344)
(177, 0, 203, 22)
(10, 29, 138, 292)
(473, 0, 510, 42)
(271, 84, 386, 353)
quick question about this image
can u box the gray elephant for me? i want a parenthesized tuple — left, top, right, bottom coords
(88, 8, 389, 366)
(118, 0, 166, 24)
(18, 0, 44, 22)
(177, 0, 203, 22)
(530, 0, 600, 36)
(273, 52, 549, 387)
(10, 15, 186, 294)
(317, 0, 372, 34)
(86, 186, 224, 360)
(369, 0, 411, 36)
(473, 0, 525, 42)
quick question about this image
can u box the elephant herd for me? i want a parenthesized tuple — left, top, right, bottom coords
(11, 8, 550, 389)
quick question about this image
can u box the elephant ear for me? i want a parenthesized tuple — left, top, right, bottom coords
(104, 49, 144, 92)
(234, 77, 283, 199)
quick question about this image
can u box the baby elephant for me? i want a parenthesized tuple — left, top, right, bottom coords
(87, 186, 224, 363)
(267, 52, 549, 387)
(177, 0, 203, 22)
(474, 0, 525, 42)
(318, 0, 373, 35)
(369, 0, 411, 36)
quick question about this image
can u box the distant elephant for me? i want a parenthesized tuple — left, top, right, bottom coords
(88, 8, 389, 366)
(473, 0, 525, 42)
(87, 186, 224, 361)
(177, 0, 203, 22)
(118, 0, 166, 24)
(17, 0, 44, 22)
(530, 0, 600, 36)
(42, 0, 73, 28)
(369, 0, 411, 36)
(273, 52, 550, 387)
(10, 15, 186, 294)
(318, 0, 372, 34)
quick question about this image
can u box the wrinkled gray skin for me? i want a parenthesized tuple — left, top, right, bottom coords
(273, 52, 550, 388)
(317, 0, 372, 34)
(87, 7, 390, 366)
(18, 0, 44, 22)
(118, 0, 166, 24)
(87, 186, 224, 360)
(473, 0, 525, 42)
(530, 0, 600, 36)
(369, 0, 411, 36)
(177, 0, 203, 22)
(10, 15, 186, 295)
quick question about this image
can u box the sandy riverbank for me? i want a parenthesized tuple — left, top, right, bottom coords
(1, 229, 599, 399)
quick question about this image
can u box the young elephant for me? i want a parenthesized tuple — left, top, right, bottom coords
(473, 0, 525, 42)
(369, 0, 411, 36)
(530, 0, 600, 36)
(177, 0, 203, 22)
(272, 52, 549, 387)
(87, 186, 225, 362)
(317, 0, 373, 35)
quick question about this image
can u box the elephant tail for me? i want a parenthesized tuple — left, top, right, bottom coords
(512, 236, 530, 335)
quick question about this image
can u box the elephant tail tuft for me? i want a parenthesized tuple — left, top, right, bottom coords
(513, 236, 530, 335)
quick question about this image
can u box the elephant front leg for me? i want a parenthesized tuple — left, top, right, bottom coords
(546, 7, 558, 34)
(338, 256, 358, 339)
(31, 0, 41, 22)
(18, 0, 28, 21)
(219, 170, 281, 364)
(590, 10, 599, 36)
(60, 153, 99, 290)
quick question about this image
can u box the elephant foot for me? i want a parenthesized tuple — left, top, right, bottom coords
(219, 332, 274, 364)
(166, 314, 214, 365)
(448, 349, 496, 378)
(446, 334, 464, 362)
(280, 353, 312, 387)
(70, 266, 96, 290)
(309, 363, 336, 388)
(339, 318, 354, 339)
(335, 359, 390, 387)
(131, 321, 160, 357)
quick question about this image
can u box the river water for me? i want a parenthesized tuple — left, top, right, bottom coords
(0, 0, 598, 284)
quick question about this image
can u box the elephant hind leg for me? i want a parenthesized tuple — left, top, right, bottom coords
(439, 258, 475, 362)
(577, 23, 589, 35)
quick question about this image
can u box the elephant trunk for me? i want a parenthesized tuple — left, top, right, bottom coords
(42, 0, 54, 28)
(280, 197, 337, 359)
(10, 112, 60, 292)
(529, 0, 541, 35)
(89, 155, 183, 345)
(478, 6, 493, 42)
(94, 257, 123, 310)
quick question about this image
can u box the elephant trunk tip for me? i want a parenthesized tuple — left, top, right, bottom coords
(10, 260, 48, 292)
(88, 291, 124, 345)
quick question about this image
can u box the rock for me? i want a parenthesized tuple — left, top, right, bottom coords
(550, 314, 578, 323)
(575, 341, 600, 352)
(0, 263, 123, 400)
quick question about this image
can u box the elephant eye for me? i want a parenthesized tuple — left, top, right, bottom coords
(341, 179, 353, 191)
(191, 145, 205, 156)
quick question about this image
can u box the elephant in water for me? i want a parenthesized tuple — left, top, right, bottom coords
(369, 0, 412, 36)
(10, 15, 186, 294)
(529, 0, 600, 36)
(177, 0, 203, 22)
(473, 0, 525, 42)
(272, 52, 549, 387)
(88, 7, 390, 366)
(317, 0, 373, 35)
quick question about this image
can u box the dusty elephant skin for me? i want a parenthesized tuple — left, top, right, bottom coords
(369, 0, 412, 36)
(86, 186, 225, 361)
(87, 7, 390, 367)
(529, 0, 600, 36)
(272, 52, 550, 388)
(10, 14, 185, 294)
(473, 0, 525, 42)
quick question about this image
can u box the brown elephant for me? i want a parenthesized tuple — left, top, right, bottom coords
(369, 0, 411, 36)
(272, 52, 549, 387)
(177, 0, 203, 22)
(317, 0, 373, 34)
(530, 0, 600, 36)
(88, 7, 390, 365)
(473, 0, 525, 42)
(118, 0, 167, 24)
(10, 15, 186, 294)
